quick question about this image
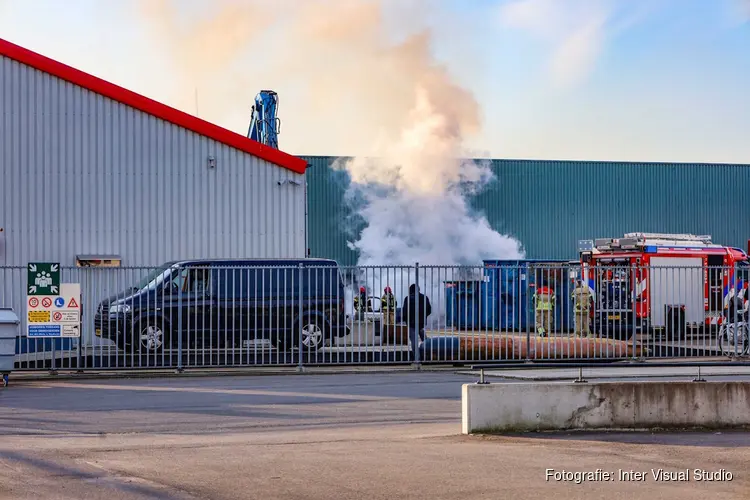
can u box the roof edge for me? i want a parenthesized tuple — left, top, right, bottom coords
(0, 38, 307, 175)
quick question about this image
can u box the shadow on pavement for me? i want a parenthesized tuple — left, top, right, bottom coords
(0, 450, 182, 499)
(512, 430, 750, 448)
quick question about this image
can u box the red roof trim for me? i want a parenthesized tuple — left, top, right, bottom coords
(0, 38, 307, 175)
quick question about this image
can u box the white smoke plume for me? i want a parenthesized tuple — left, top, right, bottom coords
(326, 23, 525, 326)
(137, 0, 525, 327)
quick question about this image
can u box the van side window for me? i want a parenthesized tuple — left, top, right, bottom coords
(209, 268, 253, 299)
(177, 267, 210, 294)
(303, 267, 339, 298)
(208, 265, 341, 299)
(266, 267, 298, 296)
(211, 268, 297, 299)
(211, 268, 234, 299)
(235, 269, 257, 299)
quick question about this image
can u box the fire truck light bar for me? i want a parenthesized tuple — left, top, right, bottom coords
(623, 232, 712, 242)
(591, 233, 719, 252)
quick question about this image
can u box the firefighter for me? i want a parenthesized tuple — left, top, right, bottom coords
(353, 286, 369, 319)
(381, 286, 396, 326)
(571, 279, 592, 337)
(533, 282, 556, 337)
(727, 291, 748, 325)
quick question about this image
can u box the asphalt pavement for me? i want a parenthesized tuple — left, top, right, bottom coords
(1, 371, 750, 499)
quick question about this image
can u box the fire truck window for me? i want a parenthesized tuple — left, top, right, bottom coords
(738, 266, 749, 284)
(737, 263, 749, 291)
(707, 256, 724, 312)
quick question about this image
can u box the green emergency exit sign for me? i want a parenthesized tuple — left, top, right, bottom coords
(27, 262, 60, 295)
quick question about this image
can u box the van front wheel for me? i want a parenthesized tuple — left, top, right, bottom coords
(137, 319, 171, 354)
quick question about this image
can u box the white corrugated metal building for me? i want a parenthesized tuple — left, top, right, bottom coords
(0, 37, 308, 267)
(0, 38, 309, 356)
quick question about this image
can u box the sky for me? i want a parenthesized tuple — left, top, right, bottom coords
(0, 0, 748, 164)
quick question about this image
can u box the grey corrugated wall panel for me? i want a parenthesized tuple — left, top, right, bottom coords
(0, 55, 306, 267)
(301, 156, 750, 264)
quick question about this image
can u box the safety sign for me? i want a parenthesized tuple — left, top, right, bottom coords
(28, 325, 62, 337)
(28, 311, 51, 323)
(27, 283, 81, 338)
(61, 325, 79, 338)
(52, 311, 79, 323)
(27, 262, 60, 296)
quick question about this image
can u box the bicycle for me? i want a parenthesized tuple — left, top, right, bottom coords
(718, 318, 749, 357)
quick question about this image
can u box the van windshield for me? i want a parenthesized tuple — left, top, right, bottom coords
(133, 264, 177, 291)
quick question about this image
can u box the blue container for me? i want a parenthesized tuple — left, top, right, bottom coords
(444, 281, 458, 328)
(444, 280, 482, 330)
(482, 259, 577, 332)
(482, 261, 526, 330)
(478, 281, 498, 330)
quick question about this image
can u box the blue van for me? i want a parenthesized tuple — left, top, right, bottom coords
(93, 259, 349, 353)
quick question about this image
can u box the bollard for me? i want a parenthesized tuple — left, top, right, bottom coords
(574, 366, 588, 383)
(476, 367, 489, 385)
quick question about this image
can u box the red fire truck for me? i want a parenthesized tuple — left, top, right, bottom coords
(578, 233, 749, 339)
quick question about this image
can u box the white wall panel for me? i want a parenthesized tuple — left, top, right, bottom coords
(1, 55, 306, 267)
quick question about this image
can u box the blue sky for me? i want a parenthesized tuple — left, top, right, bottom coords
(1, 0, 748, 163)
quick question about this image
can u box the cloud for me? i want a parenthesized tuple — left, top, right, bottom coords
(497, 0, 625, 88)
(548, 14, 608, 88)
(739, 0, 750, 21)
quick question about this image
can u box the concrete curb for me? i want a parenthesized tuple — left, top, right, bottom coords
(457, 366, 750, 381)
(5, 364, 464, 383)
(462, 380, 750, 433)
(457, 372, 624, 381)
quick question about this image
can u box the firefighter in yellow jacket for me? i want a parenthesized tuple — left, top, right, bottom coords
(533, 285, 555, 336)
(571, 279, 593, 337)
(381, 286, 396, 326)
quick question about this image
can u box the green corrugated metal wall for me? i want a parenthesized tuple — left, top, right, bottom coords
(303, 156, 750, 265)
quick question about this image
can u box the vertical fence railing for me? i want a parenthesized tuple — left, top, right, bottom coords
(1, 261, 748, 371)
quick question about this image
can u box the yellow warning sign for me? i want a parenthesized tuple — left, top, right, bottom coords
(28, 311, 50, 323)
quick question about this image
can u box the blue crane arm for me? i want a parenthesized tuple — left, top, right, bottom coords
(247, 90, 280, 149)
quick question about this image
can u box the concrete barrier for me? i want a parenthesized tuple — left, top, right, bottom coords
(462, 381, 750, 434)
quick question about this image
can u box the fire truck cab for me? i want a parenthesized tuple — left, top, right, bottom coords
(578, 232, 749, 340)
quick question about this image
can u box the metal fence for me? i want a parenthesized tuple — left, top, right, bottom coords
(1, 262, 748, 372)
